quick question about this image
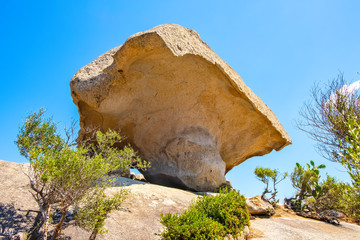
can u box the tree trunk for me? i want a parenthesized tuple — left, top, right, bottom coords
(261, 182, 270, 200)
(28, 211, 44, 240)
(298, 189, 305, 202)
(52, 207, 68, 240)
(43, 206, 50, 240)
(268, 190, 278, 201)
(89, 229, 98, 240)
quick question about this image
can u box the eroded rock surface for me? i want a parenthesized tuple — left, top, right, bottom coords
(246, 195, 274, 215)
(70, 24, 292, 192)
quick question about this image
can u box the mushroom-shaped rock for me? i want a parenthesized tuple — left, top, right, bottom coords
(70, 24, 292, 192)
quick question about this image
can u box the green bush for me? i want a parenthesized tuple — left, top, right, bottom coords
(159, 189, 250, 239)
(313, 176, 352, 212)
(160, 212, 225, 240)
(310, 176, 360, 221)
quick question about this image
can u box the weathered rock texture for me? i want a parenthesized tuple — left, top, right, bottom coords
(70, 24, 292, 192)
(246, 195, 274, 215)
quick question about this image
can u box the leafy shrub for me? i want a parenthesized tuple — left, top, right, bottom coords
(312, 176, 351, 212)
(159, 189, 250, 239)
(160, 211, 225, 240)
(309, 175, 360, 222)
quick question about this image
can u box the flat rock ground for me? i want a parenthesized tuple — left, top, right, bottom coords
(250, 207, 360, 240)
(1, 160, 360, 240)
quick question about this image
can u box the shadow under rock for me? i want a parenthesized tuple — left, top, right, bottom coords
(0, 203, 37, 237)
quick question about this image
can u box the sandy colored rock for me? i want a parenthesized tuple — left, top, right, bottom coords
(70, 24, 292, 192)
(247, 195, 274, 215)
(134, 173, 147, 182)
(250, 216, 360, 240)
(0, 160, 37, 238)
(0, 160, 37, 210)
(98, 177, 199, 240)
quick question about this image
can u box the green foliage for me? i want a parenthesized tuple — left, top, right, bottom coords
(254, 167, 287, 202)
(290, 161, 326, 210)
(289, 162, 360, 222)
(15, 110, 148, 239)
(311, 176, 360, 218)
(16, 109, 64, 160)
(75, 188, 128, 239)
(160, 212, 225, 240)
(335, 117, 360, 222)
(159, 189, 250, 239)
(338, 117, 360, 189)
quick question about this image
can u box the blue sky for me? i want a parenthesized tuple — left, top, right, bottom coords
(1, 0, 359, 200)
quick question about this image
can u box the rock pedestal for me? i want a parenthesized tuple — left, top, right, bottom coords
(70, 24, 292, 192)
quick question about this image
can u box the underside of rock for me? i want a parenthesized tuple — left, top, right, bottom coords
(70, 24, 292, 192)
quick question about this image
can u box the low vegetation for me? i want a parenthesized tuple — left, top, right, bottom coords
(309, 175, 360, 220)
(283, 160, 360, 223)
(159, 189, 250, 239)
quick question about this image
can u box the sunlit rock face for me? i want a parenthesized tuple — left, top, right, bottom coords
(70, 24, 292, 192)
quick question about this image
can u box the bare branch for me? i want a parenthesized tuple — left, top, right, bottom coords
(296, 73, 360, 162)
(64, 119, 79, 146)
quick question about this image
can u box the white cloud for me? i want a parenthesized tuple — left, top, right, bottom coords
(338, 80, 360, 95)
(328, 80, 360, 105)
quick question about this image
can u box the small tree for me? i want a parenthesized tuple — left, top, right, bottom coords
(254, 167, 287, 202)
(15, 110, 149, 239)
(289, 161, 326, 211)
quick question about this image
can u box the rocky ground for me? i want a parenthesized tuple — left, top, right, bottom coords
(249, 206, 360, 240)
(1, 160, 360, 240)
